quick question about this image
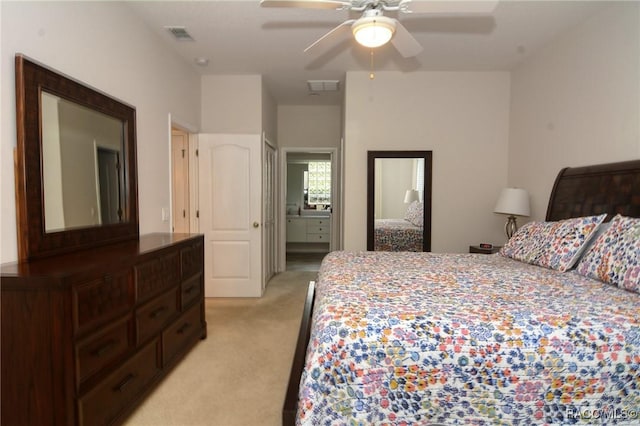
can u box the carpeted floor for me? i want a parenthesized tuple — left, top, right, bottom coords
(124, 270, 317, 426)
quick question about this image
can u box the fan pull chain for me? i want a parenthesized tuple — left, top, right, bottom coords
(369, 50, 375, 80)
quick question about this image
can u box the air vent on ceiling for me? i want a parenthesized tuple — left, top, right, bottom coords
(165, 26, 195, 41)
(307, 80, 340, 92)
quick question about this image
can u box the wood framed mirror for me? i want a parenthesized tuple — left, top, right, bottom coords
(367, 151, 432, 252)
(14, 55, 138, 261)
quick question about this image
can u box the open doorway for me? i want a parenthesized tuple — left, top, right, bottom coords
(96, 147, 122, 225)
(171, 127, 192, 233)
(281, 148, 338, 271)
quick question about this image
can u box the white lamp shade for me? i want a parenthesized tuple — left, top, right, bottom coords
(404, 189, 419, 204)
(494, 188, 530, 217)
(352, 16, 396, 48)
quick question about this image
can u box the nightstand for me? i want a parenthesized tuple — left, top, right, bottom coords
(469, 245, 501, 254)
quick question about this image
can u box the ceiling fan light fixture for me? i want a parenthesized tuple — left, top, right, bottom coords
(352, 15, 396, 48)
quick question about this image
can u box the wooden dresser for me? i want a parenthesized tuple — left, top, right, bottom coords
(1, 233, 206, 426)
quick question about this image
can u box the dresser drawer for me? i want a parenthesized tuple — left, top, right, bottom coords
(78, 339, 160, 426)
(162, 303, 202, 366)
(286, 218, 306, 242)
(76, 317, 132, 388)
(135, 251, 180, 303)
(306, 233, 329, 242)
(180, 275, 202, 310)
(306, 218, 329, 227)
(136, 288, 179, 345)
(73, 271, 133, 334)
(307, 225, 329, 234)
(181, 241, 203, 280)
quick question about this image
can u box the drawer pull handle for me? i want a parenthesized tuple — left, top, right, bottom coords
(177, 322, 191, 335)
(150, 306, 168, 319)
(183, 285, 196, 295)
(93, 340, 116, 357)
(114, 373, 136, 392)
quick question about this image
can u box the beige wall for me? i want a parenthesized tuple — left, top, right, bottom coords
(201, 75, 262, 134)
(508, 2, 640, 221)
(375, 158, 415, 219)
(277, 105, 342, 148)
(343, 71, 511, 253)
(262, 79, 278, 145)
(1, 1, 201, 262)
(200, 73, 277, 150)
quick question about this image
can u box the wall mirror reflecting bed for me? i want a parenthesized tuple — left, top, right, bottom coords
(367, 151, 432, 252)
(14, 55, 138, 261)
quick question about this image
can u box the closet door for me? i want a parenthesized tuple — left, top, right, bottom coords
(198, 134, 263, 297)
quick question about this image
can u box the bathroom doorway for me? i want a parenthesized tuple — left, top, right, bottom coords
(280, 148, 339, 272)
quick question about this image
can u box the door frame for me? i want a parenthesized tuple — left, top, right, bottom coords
(262, 134, 278, 290)
(95, 146, 122, 225)
(278, 147, 341, 272)
(169, 115, 199, 234)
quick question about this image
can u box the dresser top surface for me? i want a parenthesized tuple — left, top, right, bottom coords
(1, 233, 203, 280)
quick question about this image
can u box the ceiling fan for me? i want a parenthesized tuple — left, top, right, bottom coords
(260, 0, 499, 58)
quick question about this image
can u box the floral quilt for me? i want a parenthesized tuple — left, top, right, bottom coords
(374, 219, 423, 252)
(298, 251, 640, 425)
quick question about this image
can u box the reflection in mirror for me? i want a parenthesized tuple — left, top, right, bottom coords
(367, 151, 432, 252)
(42, 92, 125, 232)
(373, 158, 424, 251)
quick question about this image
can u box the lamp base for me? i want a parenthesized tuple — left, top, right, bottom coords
(505, 215, 518, 239)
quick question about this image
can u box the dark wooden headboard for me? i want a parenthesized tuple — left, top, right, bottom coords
(546, 159, 640, 221)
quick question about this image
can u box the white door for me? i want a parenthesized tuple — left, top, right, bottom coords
(199, 134, 262, 297)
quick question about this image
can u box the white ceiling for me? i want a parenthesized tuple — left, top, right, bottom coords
(125, 0, 608, 106)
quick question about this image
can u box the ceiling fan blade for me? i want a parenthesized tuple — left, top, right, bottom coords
(304, 19, 355, 54)
(391, 21, 423, 58)
(260, 0, 351, 9)
(402, 0, 499, 14)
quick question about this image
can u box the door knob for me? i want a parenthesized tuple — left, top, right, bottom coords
(253, 222, 260, 228)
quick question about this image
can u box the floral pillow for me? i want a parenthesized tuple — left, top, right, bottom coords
(575, 214, 640, 293)
(499, 214, 607, 272)
(404, 201, 423, 227)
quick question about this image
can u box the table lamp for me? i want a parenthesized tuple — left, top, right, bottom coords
(494, 188, 530, 238)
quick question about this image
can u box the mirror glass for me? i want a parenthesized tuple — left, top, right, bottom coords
(367, 151, 432, 252)
(42, 91, 126, 232)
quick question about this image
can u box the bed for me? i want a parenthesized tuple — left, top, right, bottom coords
(283, 160, 640, 425)
(374, 219, 423, 252)
(374, 201, 425, 251)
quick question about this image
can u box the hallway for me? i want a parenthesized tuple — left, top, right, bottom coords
(285, 252, 327, 272)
